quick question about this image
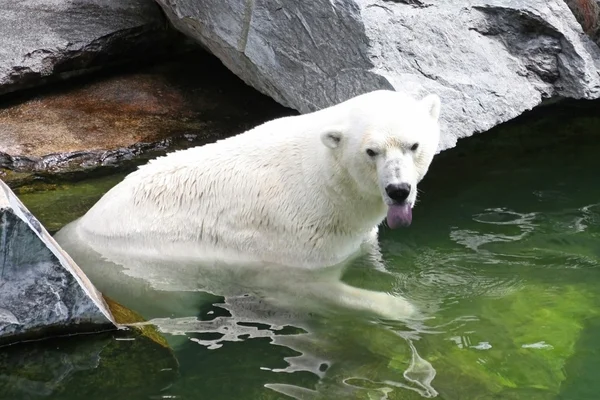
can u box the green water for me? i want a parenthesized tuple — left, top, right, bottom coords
(5, 102, 600, 400)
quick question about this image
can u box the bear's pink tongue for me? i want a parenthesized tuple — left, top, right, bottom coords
(387, 204, 412, 229)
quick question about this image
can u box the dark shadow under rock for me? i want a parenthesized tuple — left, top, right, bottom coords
(0, 49, 294, 187)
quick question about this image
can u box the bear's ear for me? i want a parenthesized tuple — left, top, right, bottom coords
(421, 94, 441, 121)
(321, 130, 343, 149)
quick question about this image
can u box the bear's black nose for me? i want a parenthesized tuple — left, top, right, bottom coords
(385, 183, 411, 203)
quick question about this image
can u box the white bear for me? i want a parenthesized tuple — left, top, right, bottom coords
(68, 89, 441, 269)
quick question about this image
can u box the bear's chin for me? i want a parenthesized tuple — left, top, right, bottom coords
(386, 204, 412, 229)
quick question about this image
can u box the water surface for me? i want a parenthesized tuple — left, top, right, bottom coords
(8, 101, 600, 400)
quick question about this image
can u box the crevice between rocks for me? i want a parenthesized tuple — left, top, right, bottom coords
(564, 0, 600, 45)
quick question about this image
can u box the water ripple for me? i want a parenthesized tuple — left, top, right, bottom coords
(394, 249, 524, 305)
(451, 208, 537, 254)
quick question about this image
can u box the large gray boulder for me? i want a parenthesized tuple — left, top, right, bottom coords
(156, 0, 600, 151)
(0, 179, 115, 344)
(0, 0, 168, 96)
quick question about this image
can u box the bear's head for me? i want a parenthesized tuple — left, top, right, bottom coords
(320, 90, 441, 229)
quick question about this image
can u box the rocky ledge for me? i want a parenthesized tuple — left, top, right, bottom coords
(0, 50, 291, 188)
(0, 0, 172, 96)
(156, 0, 600, 151)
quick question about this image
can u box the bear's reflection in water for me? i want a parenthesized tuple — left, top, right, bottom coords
(54, 223, 437, 399)
(56, 220, 416, 322)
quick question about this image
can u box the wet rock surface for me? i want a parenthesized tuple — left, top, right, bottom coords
(0, 179, 115, 344)
(156, 0, 600, 151)
(0, 50, 293, 187)
(0, 0, 171, 96)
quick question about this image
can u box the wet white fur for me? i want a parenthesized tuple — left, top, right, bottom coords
(72, 90, 441, 268)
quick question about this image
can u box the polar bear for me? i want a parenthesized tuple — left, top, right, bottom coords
(67, 89, 441, 269)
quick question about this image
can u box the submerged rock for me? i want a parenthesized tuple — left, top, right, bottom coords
(0, 50, 292, 187)
(156, 0, 600, 151)
(0, 179, 115, 344)
(0, 0, 170, 96)
(0, 329, 178, 399)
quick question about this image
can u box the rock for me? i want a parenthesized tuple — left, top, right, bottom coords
(155, 0, 600, 151)
(0, 179, 115, 344)
(0, 0, 170, 96)
(0, 50, 292, 188)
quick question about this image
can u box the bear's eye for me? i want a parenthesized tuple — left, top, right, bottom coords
(410, 143, 419, 151)
(366, 148, 378, 157)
